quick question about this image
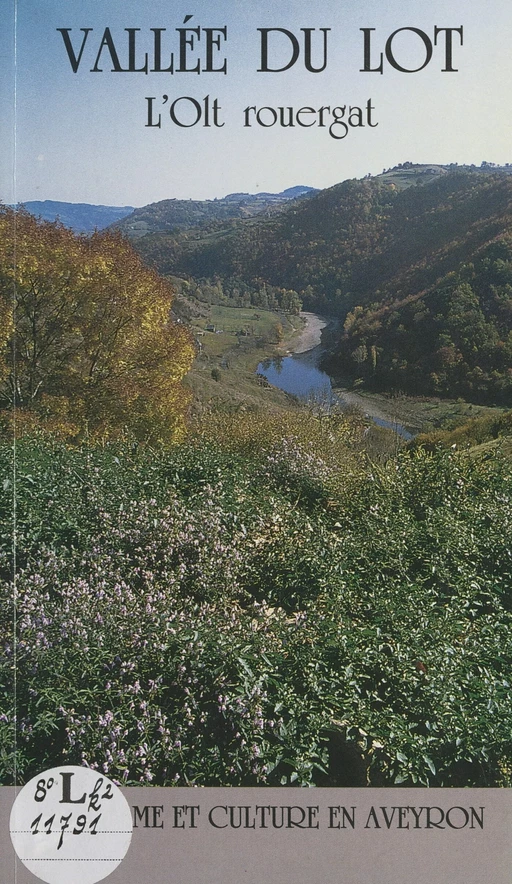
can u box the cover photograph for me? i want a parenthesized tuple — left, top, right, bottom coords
(2, 0, 512, 882)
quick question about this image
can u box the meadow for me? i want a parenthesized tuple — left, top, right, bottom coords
(3, 411, 512, 787)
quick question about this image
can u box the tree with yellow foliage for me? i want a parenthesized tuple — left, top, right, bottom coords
(0, 207, 195, 442)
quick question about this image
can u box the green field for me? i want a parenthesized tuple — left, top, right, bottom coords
(186, 305, 304, 416)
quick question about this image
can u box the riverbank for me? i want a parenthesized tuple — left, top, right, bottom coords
(284, 314, 505, 435)
(329, 386, 505, 435)
(258, 313, 412, 437)
(185, 304, 305, 416)
(285, 312, 329, 354)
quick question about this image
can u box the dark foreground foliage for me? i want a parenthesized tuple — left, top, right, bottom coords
(1, 428, 512, 787)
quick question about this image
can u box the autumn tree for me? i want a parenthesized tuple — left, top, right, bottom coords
(0, 207, 195, 442)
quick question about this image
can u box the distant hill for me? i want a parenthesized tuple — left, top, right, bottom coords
(18, 201, 135, 233)
(377, 161, 512, 188)
(112, 186, 318, 238)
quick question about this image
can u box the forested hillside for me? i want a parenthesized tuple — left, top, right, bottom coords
(132, 169, 512, 403)
(328, 234, 512, 403)
(135, 171, 512, 310)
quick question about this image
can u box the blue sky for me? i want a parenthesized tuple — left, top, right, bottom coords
(2, 0, 511, 206)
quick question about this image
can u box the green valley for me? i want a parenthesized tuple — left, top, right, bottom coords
(4, 163, 512, 790)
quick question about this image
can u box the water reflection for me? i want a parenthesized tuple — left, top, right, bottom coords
(256, 351, 413, 440)
(257, 352, 334, 400)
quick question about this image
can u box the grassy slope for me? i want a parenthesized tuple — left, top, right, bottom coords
(5, 427, 512, 787)
(184, 305, 305, 417)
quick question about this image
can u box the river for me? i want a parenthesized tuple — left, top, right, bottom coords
(257, 312, 413, 439)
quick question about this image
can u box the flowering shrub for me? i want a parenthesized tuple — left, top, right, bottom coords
(1, 432, 512, 786)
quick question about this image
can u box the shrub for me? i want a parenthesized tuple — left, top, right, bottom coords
(2, 435, 512, 786)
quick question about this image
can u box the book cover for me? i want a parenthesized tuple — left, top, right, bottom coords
(2, 0, 512, 882)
